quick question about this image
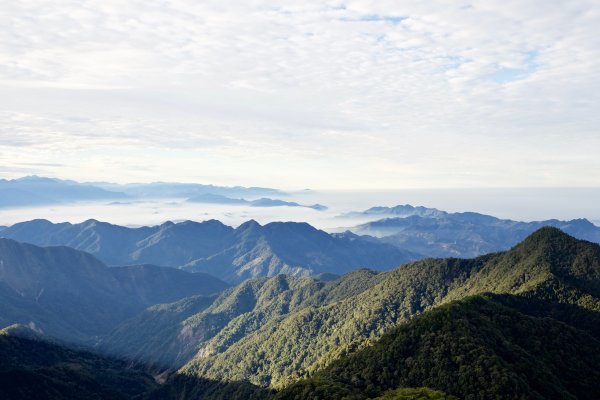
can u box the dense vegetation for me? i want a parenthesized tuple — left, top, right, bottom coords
(104, 269, 387, 373)
(100, 295, 219, 369)
(275, 294, 600, 400)
(166, 228, 599, 389)
(0, 325, 156, 400)
(372, 388, 458, 400)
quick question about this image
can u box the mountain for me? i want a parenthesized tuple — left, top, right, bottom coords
(96, 181, 283, 199)
(155, 228, 600, 390)
(0, 326, 158, 400)
(275, 294, 600, 400)
(100, 294, 219, 370)
(1, 219, 418, 283)
(342, 204, 447, 219)
(346, 205, 600, 258)
(0, 176, 126, 207)
(187, 193, 249, 205)
(0, 175, 285, 208)
(248, 198, 326, 210)
(0, 219, 234, 266)
(3, 228, 600, 399)
(111, 264, 229, 306)
(187, 194, 327, 211)
(0, 239, 228, 342)
(181, 221, 418, 282)
(101, 271, 384, 370)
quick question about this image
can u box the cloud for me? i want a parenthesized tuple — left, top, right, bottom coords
(0, 1, 598, 188)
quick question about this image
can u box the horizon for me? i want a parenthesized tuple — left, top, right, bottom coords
(4, 173, 600, 190)
(1, 175, 599, 229)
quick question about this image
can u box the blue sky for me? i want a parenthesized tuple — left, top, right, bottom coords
(0, 1, 599, 190)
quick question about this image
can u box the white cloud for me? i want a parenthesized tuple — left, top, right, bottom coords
(0, 0, 598, 189)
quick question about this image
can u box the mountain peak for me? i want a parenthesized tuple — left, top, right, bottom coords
(15, 175, 53, 182)
(518, 226, 575, 247)
(237, 219, 262, 230)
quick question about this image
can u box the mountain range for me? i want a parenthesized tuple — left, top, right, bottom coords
(0, 238, 228, 342)
(0, 219, 417, 283)
(187, 193, 327, 210)
(342, 204, 448, 219)
(0, 176, 289, 208)
(0, 176, 126, 207)
(95, 180, 283, 199)
(150, 227, 600, 391)
(344, 204, 600, 258)
(1, 228, 599, 399)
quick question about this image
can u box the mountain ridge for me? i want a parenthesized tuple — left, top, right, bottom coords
(1, 219, 417, 283)
(344, 205, 600, 258)
(0, 238, 229, 342)
(0, 175, 285, 208)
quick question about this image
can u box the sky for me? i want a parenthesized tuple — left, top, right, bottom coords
(1, 1, 599, 190)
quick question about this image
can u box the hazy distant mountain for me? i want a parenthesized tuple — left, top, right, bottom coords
(248, 198, 327, 210)
(0, 239, 228, 341)
(186, 193, 249, 205)
(344, 205, 600, 258)
(95, 181, 283, 199)
(342, 204, 447, 219)
(0, 176, 126, 207)
(1, 219, 418, 283)
(0, 175, 287, 208)
(187, 194, 327, 210)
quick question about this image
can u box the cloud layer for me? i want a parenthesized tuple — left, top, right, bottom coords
(1, 1, 598, 188)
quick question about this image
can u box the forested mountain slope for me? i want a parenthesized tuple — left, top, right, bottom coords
(102, 271, 383, 369)
(0, 325, 157, 400)
(275, 294, 600, 400)
(170, 228, 600, 388)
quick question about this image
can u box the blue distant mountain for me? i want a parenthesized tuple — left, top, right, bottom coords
(0, 175, 287, 208)
(186, 193, 248, 205)
(0, 176, 126, 207)
(345, 204, 600, 258)
(95, 181, 283, 199)
(341, 204, 447, 218)
(187, 193, 327, 210)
